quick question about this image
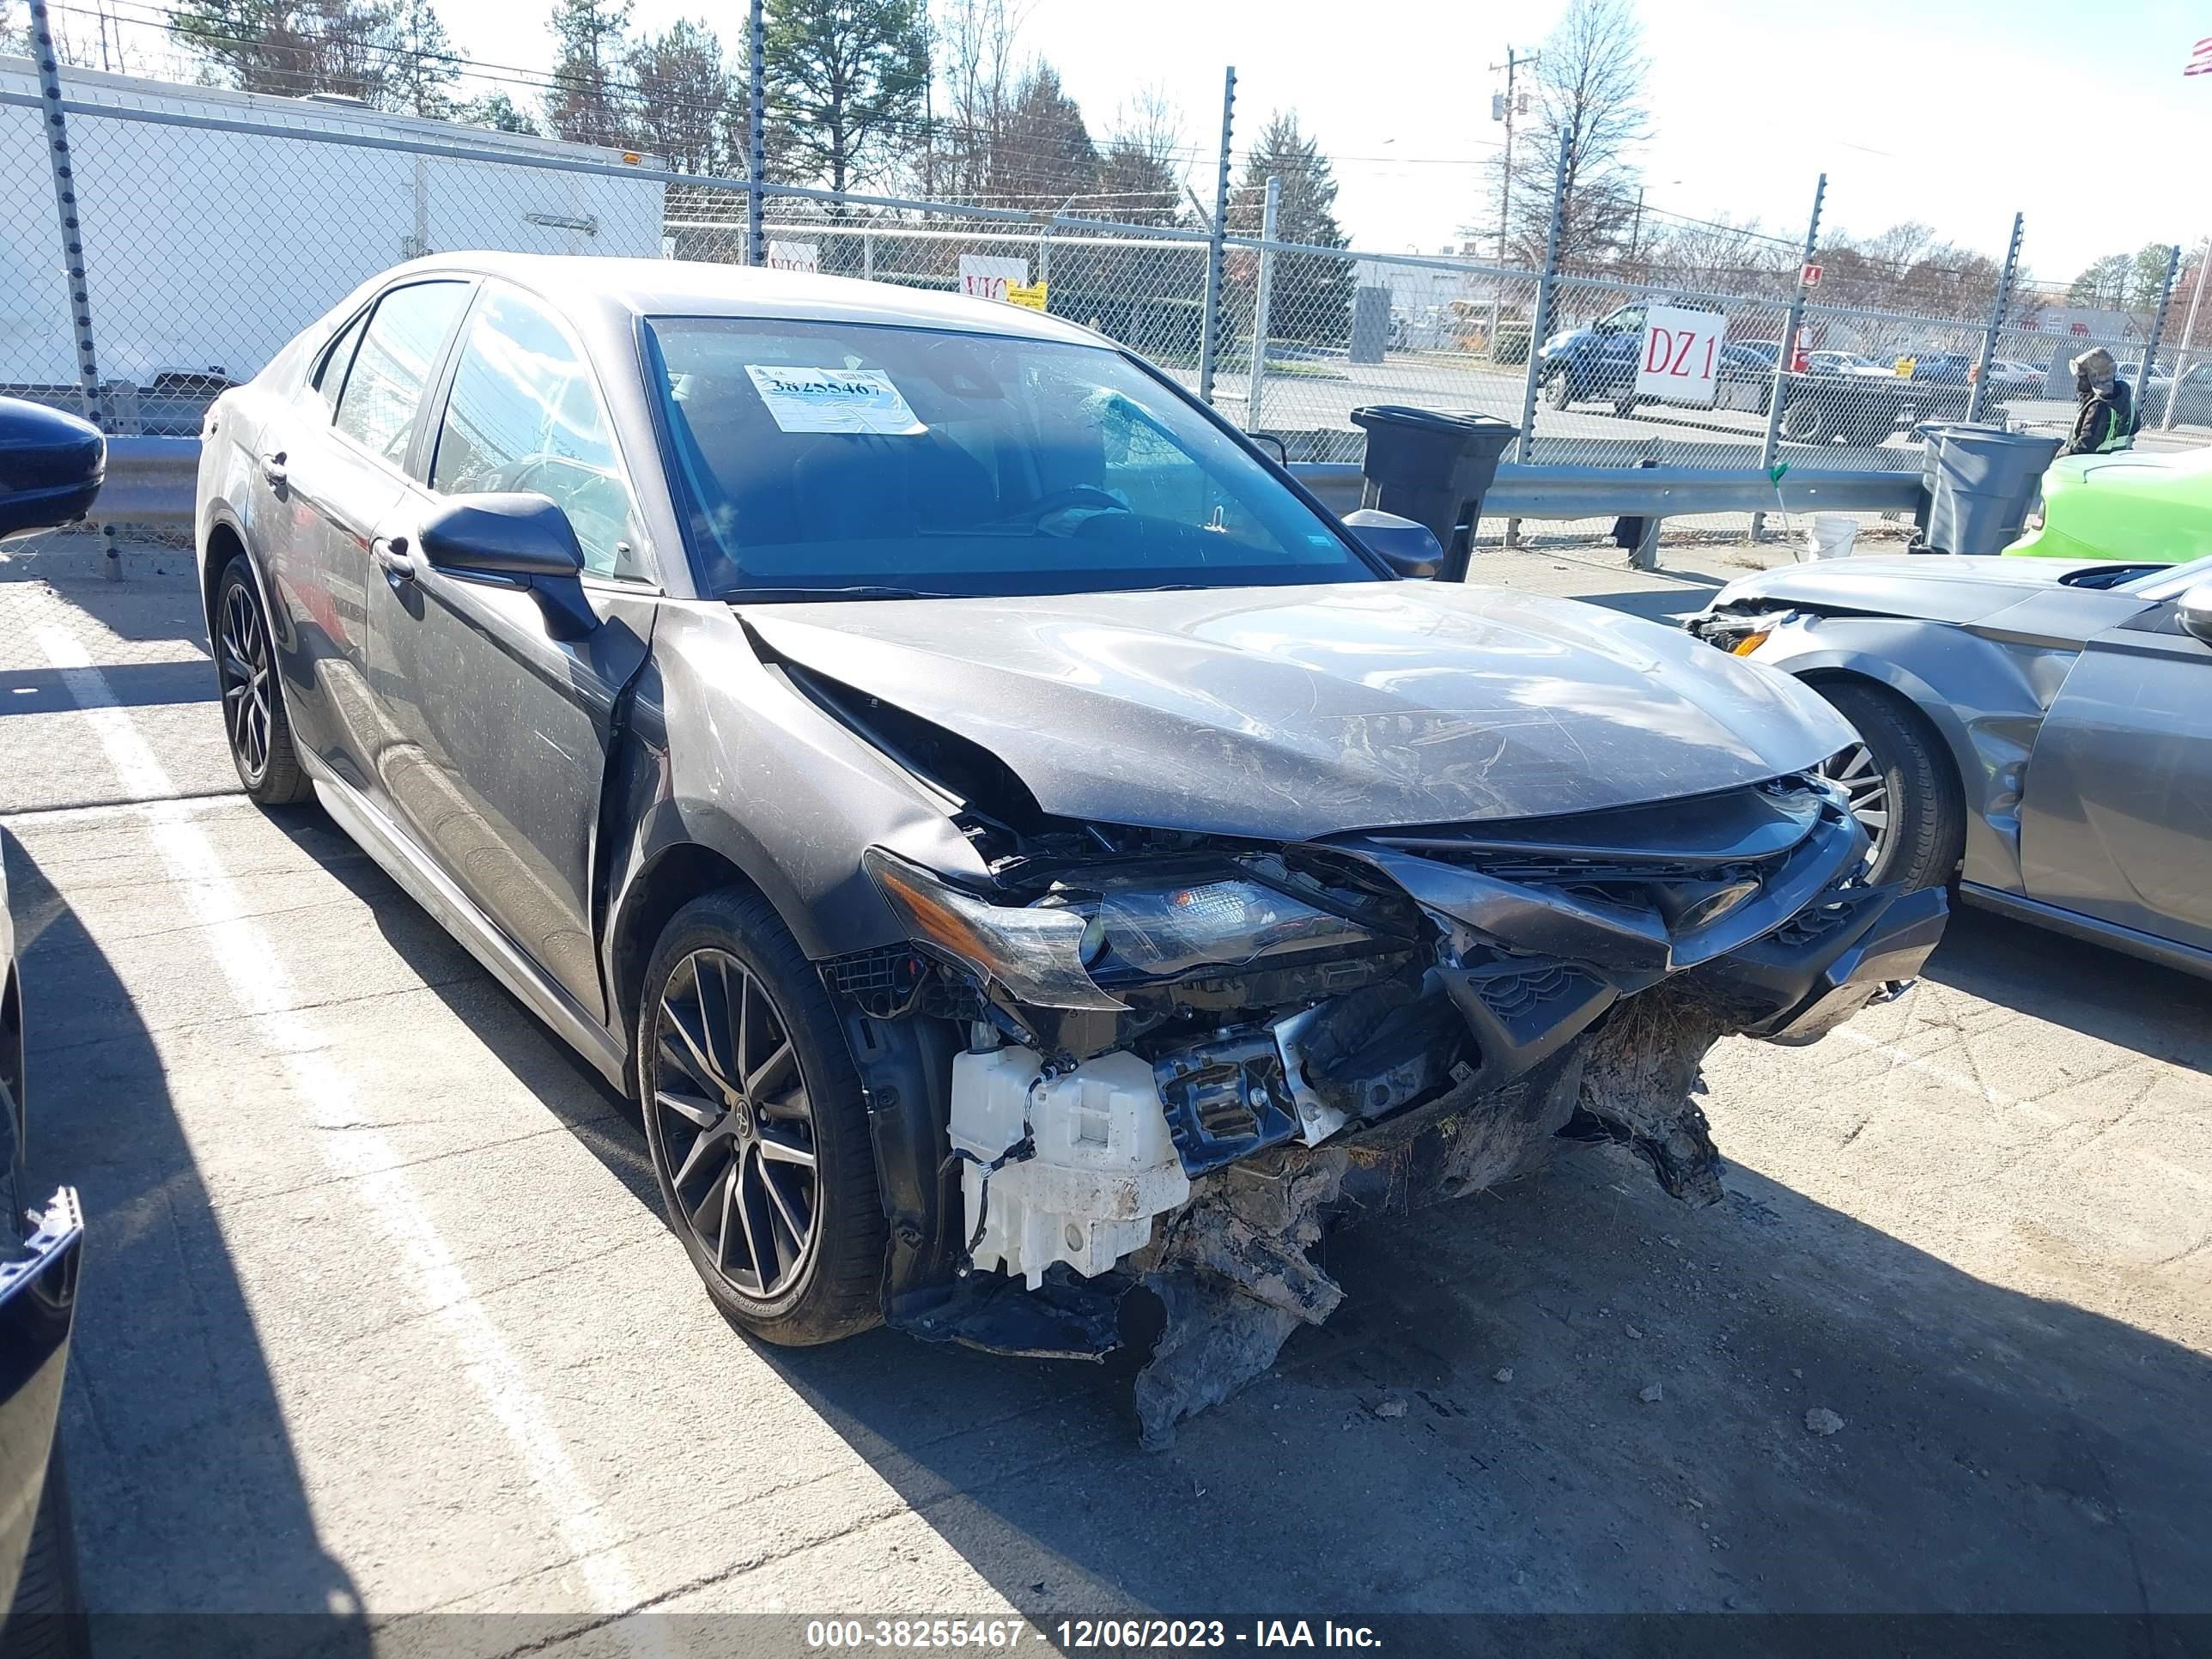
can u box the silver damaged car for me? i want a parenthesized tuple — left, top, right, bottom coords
(1692, 552, 2212, 981)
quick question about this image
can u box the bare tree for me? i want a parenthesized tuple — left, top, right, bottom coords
(1495, 0, 1650, 269)
(932, 0, 1028, 200)
(1093, 88, 1187, 224)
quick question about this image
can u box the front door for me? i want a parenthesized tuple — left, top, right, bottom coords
(359, 283, 656, 1020)
(2016, 595, 2212, 952)
(279, 279, 473, 801)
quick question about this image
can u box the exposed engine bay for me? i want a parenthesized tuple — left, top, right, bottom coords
(814, 695, 1946, 1446)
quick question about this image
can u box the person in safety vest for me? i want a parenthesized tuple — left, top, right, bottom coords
(2058, 347, 2136, 456)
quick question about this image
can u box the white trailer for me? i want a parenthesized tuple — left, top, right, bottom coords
(0, 60, 666, 392)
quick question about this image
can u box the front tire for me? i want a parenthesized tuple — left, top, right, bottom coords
(637, 888, 885, 1346)
(1813, 681, 1965, 892)
(1, 1446, 87, 1659)
(214, 555, 310, 805)
(1545, 370, 1575, 410)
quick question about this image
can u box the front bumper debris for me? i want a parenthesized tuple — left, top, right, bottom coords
(854, 775, 1948, 1445)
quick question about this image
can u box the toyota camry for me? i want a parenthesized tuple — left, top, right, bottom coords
(196, 255, 1943, 1442)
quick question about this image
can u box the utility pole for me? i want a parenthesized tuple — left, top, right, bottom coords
(1486, 46, 1536, 358)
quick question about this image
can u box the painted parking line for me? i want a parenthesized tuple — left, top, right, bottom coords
(33, 623, 669, 1641)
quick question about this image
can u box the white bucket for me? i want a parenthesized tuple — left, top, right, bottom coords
(1806, 514, 1858, 561)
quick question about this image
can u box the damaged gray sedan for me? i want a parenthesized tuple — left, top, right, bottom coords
(195, 254, 1945, 1443)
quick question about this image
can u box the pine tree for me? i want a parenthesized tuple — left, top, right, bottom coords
(763, 0, 929, 195)
(544, 0, 635, 149)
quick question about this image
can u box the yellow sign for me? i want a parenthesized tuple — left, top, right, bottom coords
(1894, 356, 1916, 379)
(1006, 280, 1049, 312)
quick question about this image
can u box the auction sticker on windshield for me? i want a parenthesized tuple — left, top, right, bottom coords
(744, 365, 926, 434)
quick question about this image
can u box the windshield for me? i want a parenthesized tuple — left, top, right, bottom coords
(642, 316, 1378, 599)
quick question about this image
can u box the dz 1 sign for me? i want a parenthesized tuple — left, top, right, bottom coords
(1636, 306, 1728, 404)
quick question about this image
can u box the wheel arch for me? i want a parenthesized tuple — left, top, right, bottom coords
(1782, 649, 2020, 889)
(199, 514, 250, 644)
(605, 836, 774, 1072)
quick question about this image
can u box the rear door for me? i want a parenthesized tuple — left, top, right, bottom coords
(292, 279, 473, 800)
(356, 283, 655, 1020)
(2016, 594, 2212, 951)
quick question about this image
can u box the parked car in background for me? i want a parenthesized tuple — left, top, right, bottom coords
(1691, 552, 2212, 979)
(1779, 348, 1973, 447)
(0, 396, 100, 1654)
(2006, 443, 2212, 565)
(1987, 359, 2044, 389)
(195, 253, 1944, 1443)
(1539, 305, 1769, 416)
(2129, 362, 2212, 428)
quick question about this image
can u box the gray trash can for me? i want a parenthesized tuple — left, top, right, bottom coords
(1917, 423, 2063, 555)
(1350, 405, 1519, 580)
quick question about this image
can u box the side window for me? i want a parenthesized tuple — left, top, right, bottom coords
(430, 288, 644, 580)
(332, 281, 469, 466)
(309, 310, 371, 418)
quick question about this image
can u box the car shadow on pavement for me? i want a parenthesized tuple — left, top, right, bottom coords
(1923, 904, 2212, 1080)
(2, 829, 371, 1651)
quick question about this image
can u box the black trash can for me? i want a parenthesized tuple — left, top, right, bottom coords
(1350, 405, 1519, 580)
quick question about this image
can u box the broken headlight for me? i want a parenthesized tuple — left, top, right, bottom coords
(1048, 875, 1378, 981)
(863, 848, 1127, 1012)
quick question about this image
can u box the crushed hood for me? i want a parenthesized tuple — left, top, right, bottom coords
(741, 582, 1854, 840)
(1708, 555, 2139, 626)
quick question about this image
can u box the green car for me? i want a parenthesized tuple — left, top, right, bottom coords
(2006, 442, 2212, 564)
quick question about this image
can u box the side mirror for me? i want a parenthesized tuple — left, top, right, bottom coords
(0, 397, 105, 538)
(418, 492, 598, 640)
(1344, 508, 1444, 579)
(2177, 581, 2212, 647)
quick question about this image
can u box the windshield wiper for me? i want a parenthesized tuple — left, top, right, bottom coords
(725, 584, 966, 602)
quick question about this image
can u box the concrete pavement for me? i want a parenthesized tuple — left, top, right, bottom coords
(3, 558, 2207, 1653)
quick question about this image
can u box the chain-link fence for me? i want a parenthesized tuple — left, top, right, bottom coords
(3, 53, 2204, 551)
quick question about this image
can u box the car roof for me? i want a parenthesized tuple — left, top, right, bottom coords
(377, 251, 1109, 349)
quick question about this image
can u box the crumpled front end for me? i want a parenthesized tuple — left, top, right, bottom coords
(823, 772, 1944, 1446)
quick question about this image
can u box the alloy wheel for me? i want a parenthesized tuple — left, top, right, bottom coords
(647, 948, 821, 1299)
(218, 580, 274, 784)
(1819, 743, 1891, 866)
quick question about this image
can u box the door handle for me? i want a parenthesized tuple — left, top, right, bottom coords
(259, 450, 288, 487)
(371, 534, 416, 582)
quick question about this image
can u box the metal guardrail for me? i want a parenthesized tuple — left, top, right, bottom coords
(1288, 459, 1923, 522)
(84, 436, 1925, 547)
(91, 435, 200, 526)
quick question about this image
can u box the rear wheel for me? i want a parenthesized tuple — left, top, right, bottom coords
(637, 889, 884, 1346)
(214, 556, 310, 805)
(1813, 681, 1965, 892)
(1780, 398, 1826, 443)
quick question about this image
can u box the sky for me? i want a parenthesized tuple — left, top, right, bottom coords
(78, 0, 2212, 285)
